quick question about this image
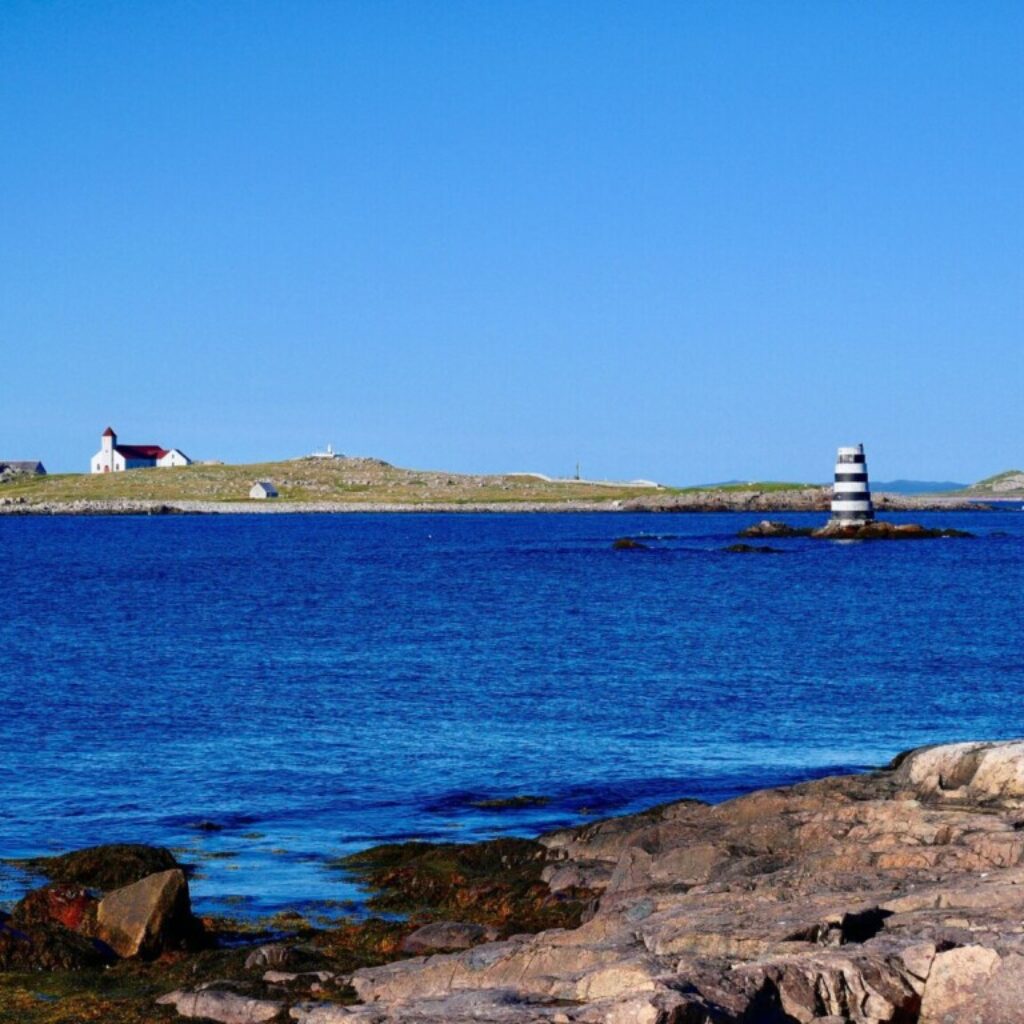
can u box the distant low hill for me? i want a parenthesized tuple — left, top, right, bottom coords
(960, 470, 1024, 497)
(0, 456, 666, 506)
(698, 479, 970, 495)
(872, 480, 968, 495)
(688, 480, 819, 493)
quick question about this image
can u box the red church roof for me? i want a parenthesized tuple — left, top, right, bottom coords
(102, 426, 116, 437)
(115, 444, 168, 461)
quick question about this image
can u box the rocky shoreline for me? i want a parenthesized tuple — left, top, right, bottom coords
(7, 740, 1024, 1022)
(622, 491, 990, 515)
(0, 489, 992, 516)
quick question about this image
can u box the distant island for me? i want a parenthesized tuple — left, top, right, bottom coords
(962, 469, 1024, 495)
(0, 454, 1005, 515)
(868, 479, 968, 494)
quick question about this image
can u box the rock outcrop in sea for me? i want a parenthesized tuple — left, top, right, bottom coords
(740, 520, 974, 540)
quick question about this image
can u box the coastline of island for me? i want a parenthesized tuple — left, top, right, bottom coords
(0, 488, 995, 516)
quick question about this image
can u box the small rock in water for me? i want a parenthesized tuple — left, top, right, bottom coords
(725, 543, 784, 554)
(739, 520, 811, 538)
(468, 794, 551, 810)
(612, 537, 650, 550)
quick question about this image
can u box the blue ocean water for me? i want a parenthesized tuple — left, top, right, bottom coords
(1, 510, 1021, 919)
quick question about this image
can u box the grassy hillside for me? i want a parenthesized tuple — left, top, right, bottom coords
(961, 469, 1024, 496)
(685, 481, 819, 493)
(0, 457, 667, 505)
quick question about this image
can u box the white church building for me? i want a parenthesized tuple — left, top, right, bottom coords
(90, 426, 192, 473)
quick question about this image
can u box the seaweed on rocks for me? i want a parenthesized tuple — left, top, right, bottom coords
(335, 837, 597, 934)
(10, 845, 182, 890)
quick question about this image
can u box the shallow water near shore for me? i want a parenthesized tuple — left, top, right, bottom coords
(1, 510, 1022, 919)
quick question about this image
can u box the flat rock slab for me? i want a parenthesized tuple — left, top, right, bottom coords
(158, 988, 284, 1023)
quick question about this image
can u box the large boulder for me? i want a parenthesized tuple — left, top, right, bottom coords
(893, 740, 1024, 804)
(95, 868, 196, 958)
(735, 952, 921, 1023)
(917, 946, 1024, 1024)
(919, 945, 999, 1021)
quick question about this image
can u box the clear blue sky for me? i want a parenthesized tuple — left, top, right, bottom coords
(2, 1, 1021, 482)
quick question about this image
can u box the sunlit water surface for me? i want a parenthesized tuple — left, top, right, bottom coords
(1, 510, 1021, 918)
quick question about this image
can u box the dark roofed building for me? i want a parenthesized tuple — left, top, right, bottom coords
(0, 460, 47, 478)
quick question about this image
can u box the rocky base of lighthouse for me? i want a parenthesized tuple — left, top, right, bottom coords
(816, 520, 973, 539)
(740, 519, 974, 540)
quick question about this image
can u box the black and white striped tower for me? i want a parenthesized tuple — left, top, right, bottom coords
(831, 444, 874, 525)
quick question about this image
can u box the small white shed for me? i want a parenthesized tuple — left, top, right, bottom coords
(250, 481, 279, 499)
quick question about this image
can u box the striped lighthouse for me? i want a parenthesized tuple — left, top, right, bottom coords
(830, 444, 874, 525)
